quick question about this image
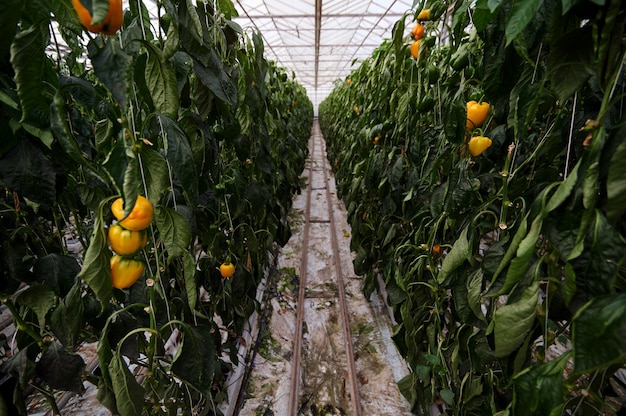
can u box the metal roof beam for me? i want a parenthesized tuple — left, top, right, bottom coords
(314, 0, 322, 89)
(239, 13, 406, 18)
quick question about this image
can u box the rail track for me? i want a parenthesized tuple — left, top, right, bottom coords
(287, 122, 362, 415)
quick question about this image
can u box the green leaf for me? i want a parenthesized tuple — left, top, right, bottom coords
(142, 42, 180, 119)
(440, 388, 455, 405)
(217, 0, 238, 19)
(35, 341, 85, 393)
(192, 50, 238, 106)
(109, 353, 144, 416)
(162, 14, 180, 60)
(137, 148, 170, 202)
(0, 0, 24, 60)
(545, 160, 579, 213)
(494, 281, 539, 357)
(583, 211, 626, 294)
(467, 270, 485, 321)
(487, 0, 504, 12)
(10, 24, 53, 127)
(78, 199, 114, 308)
(505, 0, 543, 46)
(88, 36, 131, 109)
(0, 139, 56, 205)
(15, 285, 55, 334)
(0, 345, 37, 386)
(96, 378, 118, 415)
(50, 284, 84, 347)
(156, 115, 198, 203)
(171, 325, 216, 394)
(182, 252, 197, 310)
(499, 216, 541, 294)
(97, 325, 114, 386)
(474, 0, 497, 32)
(391, 17, 406, 59)
(388, 155, 405, 190)
(438, 226, 470, 284)
(154, 206, 192, 259)
(572, 294, 626, 375)
(183, 0, 203, 42)
(606, 137, 626, 223)
(397, 373, 417, 407)
(547, 27, 594, 102)
(51, 91, 108, 185)
(512, 352, 569, 414)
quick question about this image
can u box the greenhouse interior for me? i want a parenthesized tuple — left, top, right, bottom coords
(1, 0, 626, 415)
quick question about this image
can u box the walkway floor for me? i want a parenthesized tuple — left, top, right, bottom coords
(238, 121, 412, 415)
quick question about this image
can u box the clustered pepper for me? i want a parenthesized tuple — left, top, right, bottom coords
(111, 195, 153, 231)
(410, 40, 422, 60)
(108, 195, 153, 289)
(110, 255, 145, 289)
(468, 136, 493, 156)
(466, 100, 490, 130)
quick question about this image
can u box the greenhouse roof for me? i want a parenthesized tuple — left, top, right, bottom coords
(231, 0, 416, 108)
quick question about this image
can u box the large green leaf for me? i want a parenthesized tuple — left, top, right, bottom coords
(10, 24, 53, 127)
(137, 147, 170, 202)
(547, 27, 594, 103)
(606, 136, 626, 223)
(88, 36, 131, 109)
(34, 253, 80, 297)
(438, 226, 470, 284)
(572, 293, 626, 375)
(77, 199, 114, 307)
(15, 284, 56, 334)
(109, 353, 145, 416)
(182, 252, 197, 310)
(0, 345, 37, 386)
(154, 205, 192, 259)
(51, 91, 108, 185)
(171, 325, 217, 395)
(142, 42, 179, 119)
(50, 284, 84, 347)
(505, 0, 543, 46)
(35, 341, 85, 393)
(156, 115, 198, 203)
(493, 281, 539, 357)
(0, 0, 24, 60)
(192, 50, 238, 106)
(512, 352, 569, 414)
(0, 138, 56, 205)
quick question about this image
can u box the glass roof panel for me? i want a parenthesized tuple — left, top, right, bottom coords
(233, 0, 415, 109)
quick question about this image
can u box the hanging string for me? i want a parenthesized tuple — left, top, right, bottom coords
(564, 92, 577, 180)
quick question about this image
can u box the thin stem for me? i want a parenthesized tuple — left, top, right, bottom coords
(29, 383, 61, 415)
(1, 299, 43, 346)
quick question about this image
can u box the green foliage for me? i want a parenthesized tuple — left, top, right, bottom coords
(320, 0, 626, 413)
(0, 0, 313, 413)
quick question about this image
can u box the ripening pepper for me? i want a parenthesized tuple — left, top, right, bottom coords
(466, 100, 490, 130)
(72, 0, 123, 35)
(111, 195, 154, 231)
(110, 255, 145, 289)
(468, 136, 492, 156)
(108, 223, 147, 256)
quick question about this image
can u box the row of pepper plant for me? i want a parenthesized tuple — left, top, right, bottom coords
(0, 0, 313, 414)
(320, 0, 626, 414)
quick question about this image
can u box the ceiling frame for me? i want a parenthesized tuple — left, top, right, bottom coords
(233, 0, 414, 107)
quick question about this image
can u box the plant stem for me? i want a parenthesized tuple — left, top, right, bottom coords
(2, 299, 43, 346)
